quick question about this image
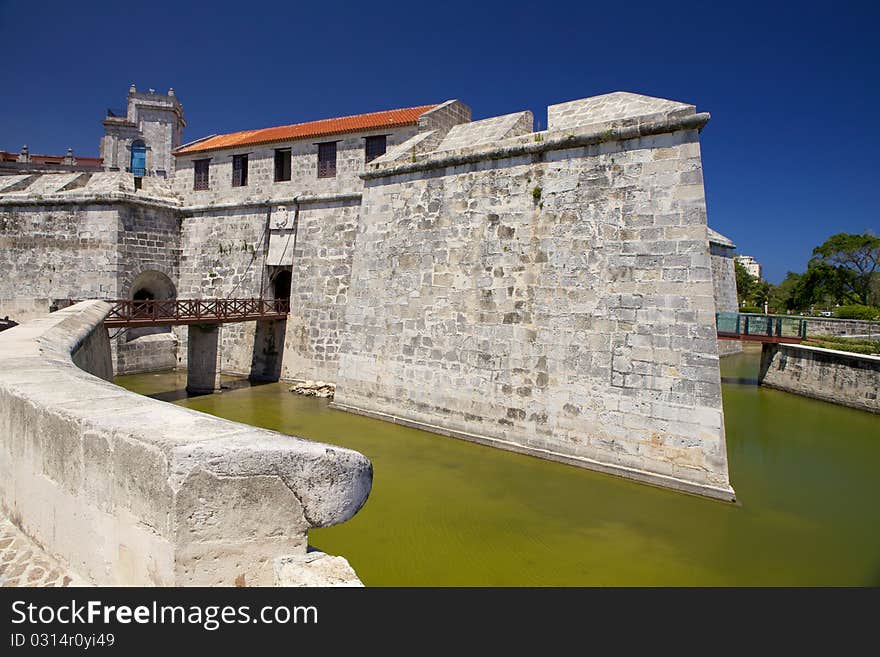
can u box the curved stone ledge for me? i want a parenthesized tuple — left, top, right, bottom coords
(0, 192, 182, 210)
(0, 301, 372, 585)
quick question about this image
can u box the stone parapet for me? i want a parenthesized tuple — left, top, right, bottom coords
(759, 343, 880, 413)
(361, 110, 710, 180)
(0, 301, 372, 585)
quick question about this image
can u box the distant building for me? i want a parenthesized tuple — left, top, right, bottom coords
(736, 254, 762, 280)
(0, 147, 103, 175)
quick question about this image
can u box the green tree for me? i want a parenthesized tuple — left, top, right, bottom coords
(769, 271, 801, 312)
(789, 261, 852, 310)
(812, 232, 880, 305)
(734, 260, 757, 307)
(734, 259, 771, 310)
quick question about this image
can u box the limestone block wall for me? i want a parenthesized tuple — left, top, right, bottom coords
(0, 202, 120, 323)
(177, 208, 268, 375)
(710, 241, 742, 356)
(0, 301, 372, 585)
(759, 343, 880, 413)
(0, 183, 183, 374)
(548, 91, 694, 131)
(137, 107, 179, 177)
(436, 111, 533, 152)
(798, 316, 880, 339)
(115, 203, 181, 295)
(417, 100, 472, 136)
(115, 333, 179, 373)
(281, 199, 360, 382)
(100, 123, 141, 172)
(333, 96, 734, 501)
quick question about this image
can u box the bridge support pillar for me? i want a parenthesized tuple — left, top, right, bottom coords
(187, 324, 222, 394)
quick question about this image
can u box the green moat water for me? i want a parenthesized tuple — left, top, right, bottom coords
(116, 345, 880, 586)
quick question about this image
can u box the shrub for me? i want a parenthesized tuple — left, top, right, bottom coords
(740, 305, 764, 314)
(833, 305, 880, 320)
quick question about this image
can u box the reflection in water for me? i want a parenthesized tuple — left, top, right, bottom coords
(721, 377, 760, 385)
(116, 343, 880, 586)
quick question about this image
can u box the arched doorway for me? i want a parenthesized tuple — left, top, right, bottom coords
(128, 270, 176, 340)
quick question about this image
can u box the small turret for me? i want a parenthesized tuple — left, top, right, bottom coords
(101, 85, 185, 177)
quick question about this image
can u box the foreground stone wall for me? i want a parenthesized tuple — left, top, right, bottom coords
(0, 302, 372, 585)
(333, 93, 735, 501)
(759, 343, 880, 414)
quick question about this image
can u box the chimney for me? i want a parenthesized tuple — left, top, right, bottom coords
(17, 145, 30, 163)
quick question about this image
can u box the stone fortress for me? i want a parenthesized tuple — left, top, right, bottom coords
(0, 85, 741, 502)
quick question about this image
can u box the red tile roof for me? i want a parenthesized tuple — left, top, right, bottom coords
(175, 104, 436, 155)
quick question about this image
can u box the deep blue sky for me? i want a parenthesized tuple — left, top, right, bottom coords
(1, 1, 877, 282)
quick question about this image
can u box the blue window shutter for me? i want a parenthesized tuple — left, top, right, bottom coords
(131, 143, 146, 176)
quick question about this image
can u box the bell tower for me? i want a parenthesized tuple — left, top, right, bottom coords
(100, 85, 185, 177)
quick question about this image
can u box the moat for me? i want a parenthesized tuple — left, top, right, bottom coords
(116, 344, 880, 586)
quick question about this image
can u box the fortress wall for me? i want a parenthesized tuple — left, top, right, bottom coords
(0, 301, 372, 585)
(0, 203, 121, 323)
(113, 203, 182, 374)
(178, 207, 268, 376)
(333, 102, 734, 500)
(115, 203, 181, 296)
(281, 199, 360, 382)
(0, 188, 183, 375)
(710, 241, 742, 356)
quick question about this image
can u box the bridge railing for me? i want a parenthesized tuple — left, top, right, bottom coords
(716, 312, 807, 341)
(91, 297, 290, 327)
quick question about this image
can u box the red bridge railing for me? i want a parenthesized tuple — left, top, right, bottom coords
(87, 298, 290, 327)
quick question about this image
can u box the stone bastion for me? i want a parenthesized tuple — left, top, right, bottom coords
(0, 301, 372, 586)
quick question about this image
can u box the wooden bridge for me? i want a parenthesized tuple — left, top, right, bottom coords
(716, 312, 807, 344)
(85, 298, 289, 328)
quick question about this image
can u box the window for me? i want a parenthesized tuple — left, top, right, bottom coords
(194, 159, 210, 190)
(274, 148, 291, 182)
(365, 135, 387, 163)
(317, 142, 337, 178)
(130, 140, 146, 177)
(232, 154, 248, 187)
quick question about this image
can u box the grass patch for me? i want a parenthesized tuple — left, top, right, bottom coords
(804, 334, 880, 355)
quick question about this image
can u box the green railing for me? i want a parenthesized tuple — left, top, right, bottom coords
(716, 312, 807, 340)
